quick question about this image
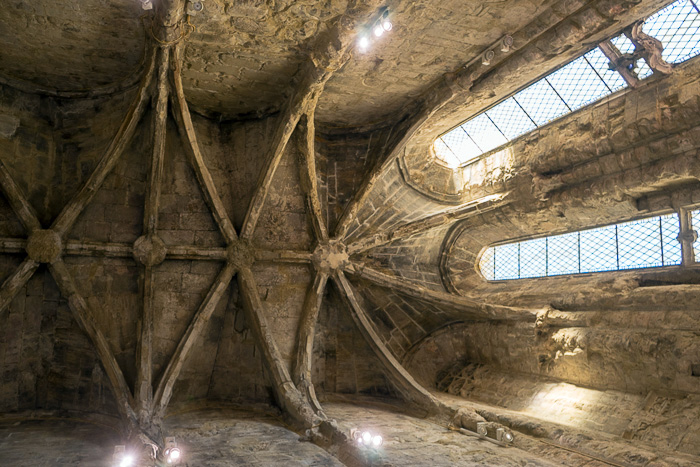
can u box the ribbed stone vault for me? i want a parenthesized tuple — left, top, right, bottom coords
(2, 0, 700, 466)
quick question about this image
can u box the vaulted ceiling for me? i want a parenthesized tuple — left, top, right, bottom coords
(1, 0, 699, 465)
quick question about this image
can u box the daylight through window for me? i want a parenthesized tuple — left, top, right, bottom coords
(434, 0, 700, 168)
(478, 213, 691, 281)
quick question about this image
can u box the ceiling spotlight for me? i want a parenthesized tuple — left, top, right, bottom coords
(497, 428, 514, 444)
(482, 50, 495, 66)
(501, 35, 513, 53)
(164, 437, 182, 465)
(351, 429, 385, 448)
(113, 446, 134, 467)
(476, 422, 488, 436)
(165, 447, 181, 464)
(358, 36, 370, 51)
(382, 20, 393, 31)
(373, 24, 384, 37)
(186, 0, 204, 15)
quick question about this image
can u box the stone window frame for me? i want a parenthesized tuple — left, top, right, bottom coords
(477, 206, 700, 282)
(433, 0, 700, 169)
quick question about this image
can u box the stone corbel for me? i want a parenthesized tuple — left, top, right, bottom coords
(627, 21, 674, 75)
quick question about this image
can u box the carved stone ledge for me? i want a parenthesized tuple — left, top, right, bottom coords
(133, 235, 167, 267)
(312, 240, 349, 273)
(26, 230, 63, 264)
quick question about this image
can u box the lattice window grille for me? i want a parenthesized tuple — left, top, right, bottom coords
(435, 0, 700, 167)
(643, 0, 700, 64)
(692, 208, 700, 260)
(479, 213, 682, 280)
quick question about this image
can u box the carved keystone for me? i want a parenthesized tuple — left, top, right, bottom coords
(227, 238, 255, 271)
(312, 240, 349, 273)
(26, 229, 62, 263)
(133, 235, 167, 267)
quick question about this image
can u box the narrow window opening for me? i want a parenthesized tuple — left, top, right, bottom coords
(434, 0, 700, 168)
(478, 213, 687, 281)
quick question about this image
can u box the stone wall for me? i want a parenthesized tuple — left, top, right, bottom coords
(437, 363, 700, 457)
(314, 290, 394, 398)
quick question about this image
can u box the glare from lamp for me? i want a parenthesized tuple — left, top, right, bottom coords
(119, 455, 134, 467)
(164, 446, 182, 465)
(373, 25, 384, 37)
(504, 432, 514, 443)
(371, 435, 383, 447)
(382, 20, 393, 31)
(362, 431, 372, 443)
(358, 36, 370, 51)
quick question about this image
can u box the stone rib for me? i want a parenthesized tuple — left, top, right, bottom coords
(48, 259, 138, 429)
(153, 261, 236, 418)
(344, 262, 539, 322)
(295, 111, 329, 243)
(170, 43, 238, 245)
(333, 270, 448, 416)
(51, 47, 157, 237)
(292, 269, 329, 413)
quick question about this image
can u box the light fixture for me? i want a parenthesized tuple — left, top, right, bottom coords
(351, 429, 384, 448)
(496, 428, 514, 444)
(186, 0, 204, 15)
(482, 50, 495, 66)
(476, 422, 488, 436)
(380, 8, 392, 31)
(113, 445, 134, 467)
(500, 35, 513, 53)
(358, 36, 370, 51)
(164, 437, 182, 465)
(358, 8, 393, 52)
(140, 0, 153, 10)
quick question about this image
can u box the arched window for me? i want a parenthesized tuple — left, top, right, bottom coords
(434, 0, 700, 168)
(478, 209, 700, 281)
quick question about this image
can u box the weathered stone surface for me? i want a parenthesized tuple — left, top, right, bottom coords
(0, 418, 121, 466)
(1, 0, 700, 464)
(164, 408, 344, 465)
(324, 398, 560, 466)
(133, 234, 167, 267)
(25, 229, 62, 263)
(0, 114, 19, 139)
(227, 238, 255, 270)
(312, 240, 349, 272)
